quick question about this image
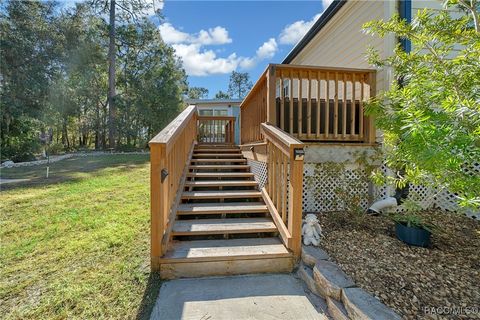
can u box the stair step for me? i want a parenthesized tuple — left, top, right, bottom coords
(194, 148, 241, 153)
(185, 180, 258, 187)
(189, 165, 250, 170)
(182, 190, 262, 200)
(191, 159, 246, 163)
(187, 172, 254, 178)
(172, 217, 276, 236)
(160, 237, 290, 263)
(177, 202, 268, 215)
(194, 144, 240, 150)
(193, 153, 243, 158)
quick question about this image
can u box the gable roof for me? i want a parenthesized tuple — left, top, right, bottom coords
(282, 0, 347, 64)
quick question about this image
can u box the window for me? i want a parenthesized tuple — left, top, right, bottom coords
(199, 108, 228, 116)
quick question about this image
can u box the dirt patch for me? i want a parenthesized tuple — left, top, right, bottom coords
(316, 211, 480, 320)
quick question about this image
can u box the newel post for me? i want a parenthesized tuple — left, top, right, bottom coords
(288, 147, 304, 257)
(150, 143, 166, 272)
(266, 64, 277, 125)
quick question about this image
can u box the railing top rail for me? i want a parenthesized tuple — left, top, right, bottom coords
(149, 105, 197, 145)
(272, 63, 377, 74)
(261, 122, 304, 156)
(197, 116, 236, 121)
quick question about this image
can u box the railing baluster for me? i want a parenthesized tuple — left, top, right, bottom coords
(351, 73, 356, 138)
(280, 71, 285, 130)
(298, 72, 302, 138)
(282, 153, 287, 223)
(316, 71, 321, 138)
(325, 72, 330, 138)
(307, 71, 312, 138)
(360, 74, 364, 140)
(334, 72, 338, 139)
(343, 73, 347, 138)
(289, 72, 294, 135)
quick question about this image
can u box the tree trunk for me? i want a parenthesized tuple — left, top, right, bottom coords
(62, 120, 70, 149)
(108, 0, 116, 149)
(95, 102, 100, 149)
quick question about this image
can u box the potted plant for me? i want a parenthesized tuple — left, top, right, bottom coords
(392, 212, 434, 248)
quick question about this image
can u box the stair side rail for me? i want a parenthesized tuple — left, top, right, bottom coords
(260, 122, 305, 257)
(149, 105, 197, 271)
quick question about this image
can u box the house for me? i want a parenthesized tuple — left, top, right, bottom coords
(149, 0, 464, 278)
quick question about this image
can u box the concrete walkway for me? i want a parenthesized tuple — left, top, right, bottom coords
(150, 274, 329, 320)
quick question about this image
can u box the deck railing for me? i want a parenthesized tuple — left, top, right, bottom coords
(149, 105, 197, 271)
(197, 116, 235, 144)
(260, 123, 304, 257)
(241, 64, 376, 144)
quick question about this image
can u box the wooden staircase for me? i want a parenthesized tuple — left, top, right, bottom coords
(159, 144, 294, 279)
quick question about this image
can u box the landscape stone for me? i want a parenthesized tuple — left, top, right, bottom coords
(313, 260, 355, 300)
(297, 263, 321, 296)
(342, 287, 402, 320)
(302, 245, 329, 267)
(327, 297, 349, 320)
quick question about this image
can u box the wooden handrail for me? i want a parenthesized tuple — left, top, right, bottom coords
(149, 106, 197, 271)
(260, 122, 304, 257)
(240, 64, 377, 145)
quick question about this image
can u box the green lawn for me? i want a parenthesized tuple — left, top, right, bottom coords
(0, 155, 160, 319)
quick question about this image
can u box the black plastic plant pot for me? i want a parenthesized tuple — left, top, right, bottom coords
(395, 222, 431, 247)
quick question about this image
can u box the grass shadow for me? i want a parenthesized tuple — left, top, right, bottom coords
(0, 154, 149, 191)
(136, 272, 163, 320)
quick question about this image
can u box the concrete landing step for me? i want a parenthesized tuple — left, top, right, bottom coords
(177, 202, 268, 215)
(150, 274, 327, 318)
(172, 217, 276, 236)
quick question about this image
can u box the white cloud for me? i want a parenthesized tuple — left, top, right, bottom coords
(160, 23, 278, 76)
(197, 27, 232, 45)
(256, 38, 278, 59)
(278, 13, 321, 45)
(159, 23, 232, 45)
(158, 23, 190, 44)
(171, 44, 239, 76)
(322, 0, 334, 9)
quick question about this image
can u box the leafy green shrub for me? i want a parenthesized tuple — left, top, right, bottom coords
(363, 2, 480, 208)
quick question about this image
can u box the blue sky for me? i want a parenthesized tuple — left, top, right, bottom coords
(159, 1, 333, 97)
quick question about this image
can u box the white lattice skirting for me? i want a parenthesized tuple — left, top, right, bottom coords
(248, 159, 479, 219)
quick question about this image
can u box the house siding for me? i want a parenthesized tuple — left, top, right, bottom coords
(289, 1, 394, 94)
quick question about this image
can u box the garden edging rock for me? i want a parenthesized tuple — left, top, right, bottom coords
(299, 245, 401, 320)
(342, 287, 402, 320)
(313, 260, 355, 301)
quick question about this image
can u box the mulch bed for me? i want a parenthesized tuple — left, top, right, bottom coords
(315, 210, 480, 320)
